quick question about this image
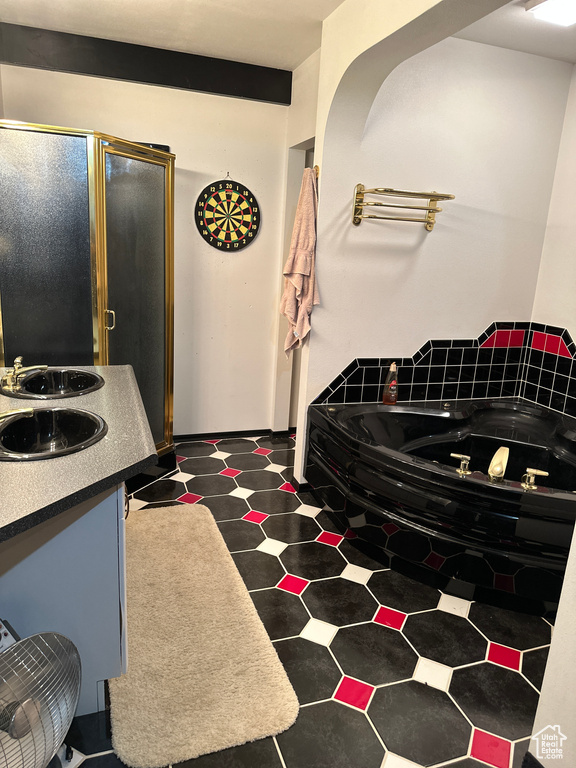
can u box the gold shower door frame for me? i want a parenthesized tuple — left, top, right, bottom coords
(0, 120, 175, 454)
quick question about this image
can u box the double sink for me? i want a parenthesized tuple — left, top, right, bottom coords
(0, 365, 107, 461)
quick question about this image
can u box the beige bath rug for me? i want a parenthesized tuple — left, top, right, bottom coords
(109, 504, 298, 768)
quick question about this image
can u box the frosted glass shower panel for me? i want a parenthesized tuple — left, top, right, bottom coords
(104, 153, 166, 444)
(0, 129, 94, 365)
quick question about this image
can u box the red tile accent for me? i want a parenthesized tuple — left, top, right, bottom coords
(317, 531, 344, 546)
(277, 574, 309, 595)
(289, 433, 296, 438)
(176, 455, 187, 463)
(470, 729, 511, 768)
(344, 529, 357, 539)
(494, 330, 511, 347)
(487, 643, 521, 670)
(509, 330, 525, 347)
(382, 523, 400, 535)
(374, 606, 406, 630)
(481, 332, 496, 348)
(334, 677, 374, 711)
(424, 552, 446, 570)
(177, 492, 203, 504)
(545, 334, 561, 355)
(204, 439, 220, 444)
(494, 574, 515, 593)
(243, 510, 268, 524)
(280, 482, 297, 493)
(254, 447, 272, 455)
(559, 339, 572, 358)
(220, 468, 241, 477)
(532, 331, 547, 352)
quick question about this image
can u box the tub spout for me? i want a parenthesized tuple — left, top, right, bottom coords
(488, 446, 509, 481)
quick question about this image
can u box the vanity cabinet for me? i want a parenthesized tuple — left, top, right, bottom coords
(0, 121, 174, 453)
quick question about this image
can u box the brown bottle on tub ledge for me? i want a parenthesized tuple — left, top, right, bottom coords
(382, 362, 398, 404)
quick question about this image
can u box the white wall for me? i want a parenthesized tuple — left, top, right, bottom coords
(287, 49, 320, 149)
(0, 65, 289, 435)
(532, 64, 576, 335)
(303, 38, 571, 422)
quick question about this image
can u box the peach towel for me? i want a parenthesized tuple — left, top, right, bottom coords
(279, 167, 320, 354)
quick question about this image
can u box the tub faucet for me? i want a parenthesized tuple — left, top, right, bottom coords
(488, 446, 509, 481)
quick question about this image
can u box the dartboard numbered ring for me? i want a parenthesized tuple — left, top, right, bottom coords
(195, 179, 260, 251)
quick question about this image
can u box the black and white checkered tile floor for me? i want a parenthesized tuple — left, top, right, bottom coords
(68, 434, 551, 768)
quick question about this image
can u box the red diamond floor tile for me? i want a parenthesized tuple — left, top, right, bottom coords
(254, 447, 272, 455)
(382, 523, 400, 535)
(334, 676, 375, 711)
(470, 729, 511, 768)
(374, 605, 407, 630)
(487, 643, 521, 670)
(176, 455, 186, 463)
(280, 482, 297, 493)
(220, 468, 242, 477)
(278, 574, 309, 595)
(177, 492, 203, 504)
(243, 510, 269, 524)
(317, 531, 344, 547)
(204, 439, 220, 444)
(344, 529, 357, 539)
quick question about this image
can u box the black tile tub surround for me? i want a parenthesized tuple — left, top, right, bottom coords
(313, 321, 576, 418)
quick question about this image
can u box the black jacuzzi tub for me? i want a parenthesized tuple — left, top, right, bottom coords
(306, 398, 576, 608)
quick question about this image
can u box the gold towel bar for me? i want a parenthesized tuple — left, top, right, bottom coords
(352, 184, 455, 231)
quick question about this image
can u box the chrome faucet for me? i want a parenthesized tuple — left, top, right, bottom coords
(488, 446, 509, 481)
(1, 356, 48, 391)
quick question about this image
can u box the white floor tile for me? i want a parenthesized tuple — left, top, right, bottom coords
(299, 618, 338, 647)
(257, 538, 288, 556)
(211, 450, 231, 459)
(170, 471, 195, 482)
(128, 498, 147, 511)
(229, 487, 255, 499)
(295, 503, 322, 518)
(264, 463, 287, 472)
(437, 593, 471, 618)
(340, 564, 373, 585)
(413, 657, 452, 692)
(382, 753, 424, 768)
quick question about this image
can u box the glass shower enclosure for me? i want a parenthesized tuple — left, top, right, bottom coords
(0, 120, 174, 453)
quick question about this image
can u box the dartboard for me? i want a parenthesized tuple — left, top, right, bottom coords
(195, 179, 260, 251)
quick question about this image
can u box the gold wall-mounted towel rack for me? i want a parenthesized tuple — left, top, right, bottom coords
(352, 184, 455, 232)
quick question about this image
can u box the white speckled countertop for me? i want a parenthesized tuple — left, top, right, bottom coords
(0, 365, 157, 541)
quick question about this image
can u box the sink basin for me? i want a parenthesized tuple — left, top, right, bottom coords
(0, 407, 108, 460)
(1, 369, 105, 399)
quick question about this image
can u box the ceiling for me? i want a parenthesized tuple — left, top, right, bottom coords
(0, 0, 346, 71)
(0, 0, 574, 74)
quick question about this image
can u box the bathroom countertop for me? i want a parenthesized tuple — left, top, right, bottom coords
(0, 364, 157, 542)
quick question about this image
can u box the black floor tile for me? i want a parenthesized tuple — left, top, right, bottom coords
(296, 490, 321, 507)
(232, 550, 285, 590)
(176, 441, 217, 457)
(522, 646, 549, 690)
(448, 760, 494, 767)
(225, 453, 271, 470)
(280, 541, 347, 580)
(273, 637, 341, 705)
(250, 587, 310, 640)
(276, 700, 384, 768)
(200, 494, 250, 521)
(450, 662, 540, 740)
(236, 471, 284, 491)
(83, 754, 130, 767)
(468, 603, 551, 650)
(367, 568, 440, 612)
(512, 739, 531, 768)
(140, 500, 185, 509)
(249, 490, 302, 514)
(302, 578, 379, 626)
(369, 680, 471, 766)
(217, 519, 265, 552)
(66, 710, 111, 755)
(215, 438, 259, 453)
(257, 436, 295, 450)
(175, 735, 283, 767)
(315, 510, 345, 534)
(402, 611, 487, 666)
(262, 512, 322, 543)
(178, 455, 227, 475)
(270, 449, 295, 466)
(187, 474, 238, 497)
(133, 478, 187, 502)
(339, 539, 390, 570)
(330, 621, 417, 685)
